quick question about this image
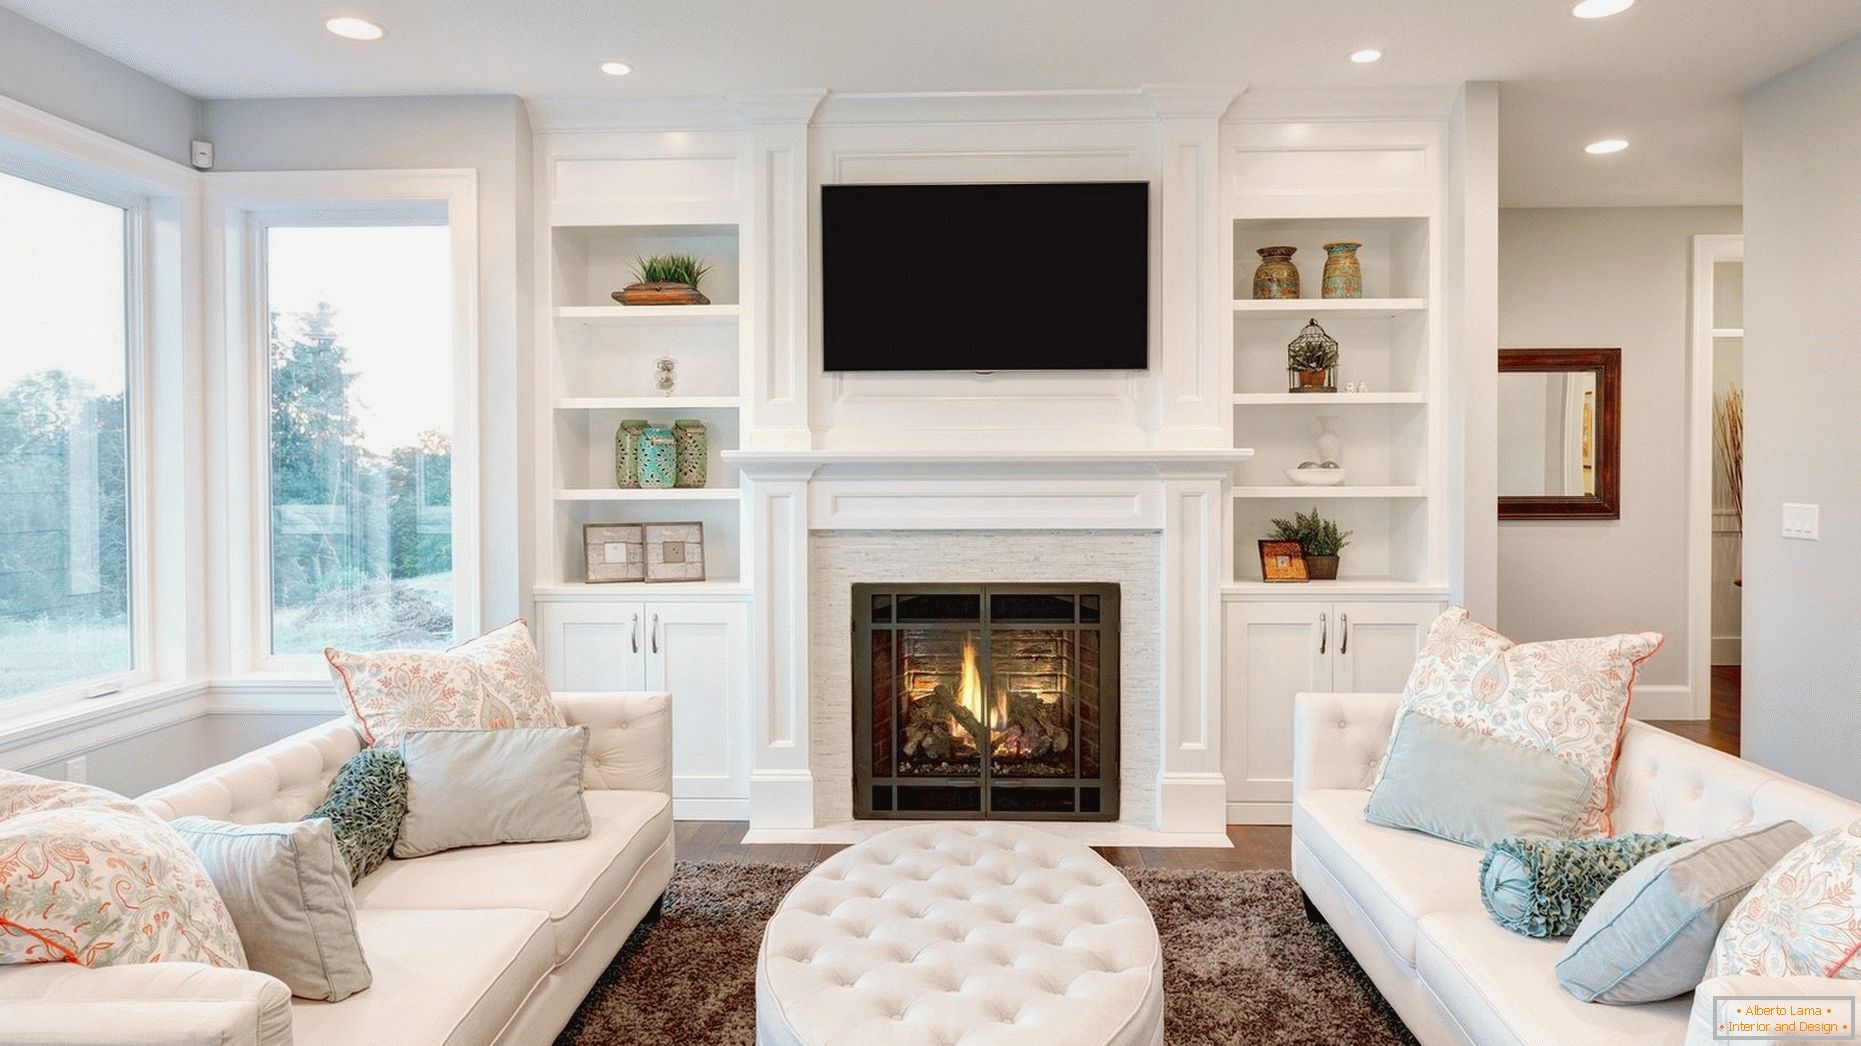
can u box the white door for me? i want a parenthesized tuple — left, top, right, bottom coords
(1223, 601, 1331, 821)
(1330, 602, 1438, 694)
(644, 601, 749, 806)
(534, 600, 646, 692)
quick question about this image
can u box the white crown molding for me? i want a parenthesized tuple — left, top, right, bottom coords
(1142, 83, 1245, 120)
(730, 88, 830, 125)
(524, 95, 746, 133)
(815, 89, 1160, 127)
(1225, 84, 1463, 124)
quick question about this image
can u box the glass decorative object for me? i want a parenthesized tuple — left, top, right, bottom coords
(1252, 246, 1300, 299)
(1321, 241, 1364, 299)
(1287, 318, 1339, 394)
(613, 418, 649, 488)
(637, 426, 676, 488)
(654, 356, 677, 396)
(673, 418, 708, 488)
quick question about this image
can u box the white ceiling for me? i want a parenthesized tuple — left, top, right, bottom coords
(5, 0, 1857, 206)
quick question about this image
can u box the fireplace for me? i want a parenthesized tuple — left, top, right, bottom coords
(852, 583, 1120, 821)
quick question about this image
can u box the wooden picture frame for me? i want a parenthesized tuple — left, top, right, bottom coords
(643, 521, 706, 583)
(1258, 539, 1309, 582)
(583, 523, 646, 583)
(1498, 348, 1622, 520)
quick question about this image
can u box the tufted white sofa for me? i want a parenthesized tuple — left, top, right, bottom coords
(1293, 692, 1861, 1046)
(0, 692, 675, 1046)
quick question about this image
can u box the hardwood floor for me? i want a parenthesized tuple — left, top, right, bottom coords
(674, 822, 1293, 871)
(1646, 664, 1742, 755)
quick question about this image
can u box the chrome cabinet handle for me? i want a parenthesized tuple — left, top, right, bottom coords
(629, 613, 640, 654)
(1319, 612, 1328, 655)
(1340, 613, 1350, 655)
(651, 613, 660, 654)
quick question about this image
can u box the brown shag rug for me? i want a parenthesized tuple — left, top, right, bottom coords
(558, 861, 1415, 1045)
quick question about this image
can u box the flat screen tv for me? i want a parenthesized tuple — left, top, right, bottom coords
(821, 181, 1148, 372)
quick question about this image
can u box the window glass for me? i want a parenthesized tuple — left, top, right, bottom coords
(0, 171, 132, 699)
(265, 224, 453, 653)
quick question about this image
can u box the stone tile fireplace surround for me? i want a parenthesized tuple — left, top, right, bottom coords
(729, 449, 1247, 842)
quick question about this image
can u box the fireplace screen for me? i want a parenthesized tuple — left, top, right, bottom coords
(853, 584, 1119, 821)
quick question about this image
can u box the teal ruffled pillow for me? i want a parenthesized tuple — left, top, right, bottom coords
(306, 748, 408, 883)
(1481, 834, 1690, 938)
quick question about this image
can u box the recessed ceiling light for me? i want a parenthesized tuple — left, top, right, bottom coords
(1349, 49, 1383, 64)
(325, 16, 384, 40)
(599, 61, 633, 77)
(1572, 0, 1634, 18)
(1585, 138, 1629, 154)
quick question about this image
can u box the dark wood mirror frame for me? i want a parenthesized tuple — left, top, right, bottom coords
(1498, 347, 1621, 520)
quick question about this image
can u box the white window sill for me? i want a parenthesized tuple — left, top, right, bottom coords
(0, 679, 210, 755)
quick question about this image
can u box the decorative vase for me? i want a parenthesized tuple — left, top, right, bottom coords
(613, 418, 649, 488)
(1305, 554, 1341, 581)
(672, 419, 708, 488)
(654, 356, 677, 397)
(637, 426, 676, 489)
(1252, 246, 1300, 299)
(1321, 241, 1363, 299)
(1316, 415, 1342, 466)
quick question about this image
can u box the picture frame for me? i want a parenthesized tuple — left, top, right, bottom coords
(1258, 539, 1309, 583)
(583, 523, 646, 583)
(643, 521, 706, 583)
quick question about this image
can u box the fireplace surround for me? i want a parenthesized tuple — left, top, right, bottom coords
(853, 583, 1120, 821)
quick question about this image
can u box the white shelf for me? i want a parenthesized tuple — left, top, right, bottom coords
(1234, 485, 1427, 499)
(1222, 578, 1450, 600)
(554, 304, 741, 325)
(534, 579, 751, 600)
(1231, 392, 1424, 406)
(1232, 298, 1426, 317)
(554, 488, 742, 502)
(555, 396, 741, 411)
(1712, 328, 1744, 338)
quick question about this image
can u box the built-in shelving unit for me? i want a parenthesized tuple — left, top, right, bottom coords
(540, 215, 748, 587)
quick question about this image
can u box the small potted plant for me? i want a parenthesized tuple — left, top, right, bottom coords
(1268, 508, 1353, 580)
(614, 253, 712, 306)
(1286, 318, 1339, 393)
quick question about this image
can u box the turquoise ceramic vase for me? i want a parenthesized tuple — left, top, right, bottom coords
(637, 426, 676, 489)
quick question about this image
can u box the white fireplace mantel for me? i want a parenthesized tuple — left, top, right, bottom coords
(731, 446, 1251, 839)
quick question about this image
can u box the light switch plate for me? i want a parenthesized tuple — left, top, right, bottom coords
(1782, 502, 1820, 540)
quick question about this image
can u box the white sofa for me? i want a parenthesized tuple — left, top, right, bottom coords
(0, 691, 676, 1046)
(1293, 691, 1861, 1046)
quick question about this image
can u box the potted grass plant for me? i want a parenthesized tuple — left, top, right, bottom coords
(614, 253, 712, 306)
(1269, 508, 1353, 580)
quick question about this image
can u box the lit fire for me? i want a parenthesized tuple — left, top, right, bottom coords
(957, 636, 989, 735)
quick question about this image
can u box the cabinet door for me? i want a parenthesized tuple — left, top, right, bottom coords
(1331, 601, 1440, 693)
(644, 601, 749, 803)
(534, 601, 646, 693)
(1223, 601, 1331, 821)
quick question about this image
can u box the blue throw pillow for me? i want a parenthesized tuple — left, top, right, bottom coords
(1481, 834, 1690, 938)
(306, 748, 408, 883)
(1364, 712, 1594, 848)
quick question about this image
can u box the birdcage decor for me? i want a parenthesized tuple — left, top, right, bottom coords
(1287, 318, 1340, 394)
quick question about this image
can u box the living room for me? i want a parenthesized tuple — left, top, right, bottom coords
(1, 2, 1858, 1043)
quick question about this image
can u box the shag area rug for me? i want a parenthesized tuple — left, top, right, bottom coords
(559, 861, 1415, 1045)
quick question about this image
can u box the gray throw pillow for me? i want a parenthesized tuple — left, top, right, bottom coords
(306, 748, 408, 883)
(170, 816, 371, 1001)
(1557, 820, 1813, 1004)
(394, 726, 591, 859)
(1364, 712, 1593, 848)
(1481, 833, 1691, 937)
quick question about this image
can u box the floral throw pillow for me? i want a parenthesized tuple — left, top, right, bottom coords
(1710, 818, 1861, 979)
(1372, 607, 1661, 838)
(0, 772, 246, 970)
(327, 620, 565, 748)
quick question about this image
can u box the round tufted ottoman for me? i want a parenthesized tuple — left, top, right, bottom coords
(755, 823, 1163, 1046)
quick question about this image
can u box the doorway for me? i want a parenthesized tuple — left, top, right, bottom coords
(1687, 234, 1743, 752)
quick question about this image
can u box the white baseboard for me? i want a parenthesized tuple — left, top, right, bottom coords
(1629, 684, 1696, 720)
(1226, 801, 1292, 826)
(1159, 771, 1231, 834)
(748, 768, 817, 829)
(1712, 635, 1742, 665)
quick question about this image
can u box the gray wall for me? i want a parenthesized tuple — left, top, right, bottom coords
(1740, 34, 1861, 798)
(1497, 206, 1741, 692)
(0, 6, 199, 165)
(22, 712, 332, 796)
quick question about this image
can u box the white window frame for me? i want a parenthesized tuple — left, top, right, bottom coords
(0, 97, 196, 716)
(206, 170, 481, 675)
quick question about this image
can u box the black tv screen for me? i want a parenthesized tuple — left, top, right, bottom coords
(821, 181, 1148, 372)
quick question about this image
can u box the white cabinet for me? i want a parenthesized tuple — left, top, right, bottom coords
(1223, 599, 1440, 824)
(534, 597, 749, 817)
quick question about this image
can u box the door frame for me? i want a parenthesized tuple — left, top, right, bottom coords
(1687, 234, 1743, 720)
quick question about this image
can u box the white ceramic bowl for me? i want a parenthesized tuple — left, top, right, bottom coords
(1286, 466, 1347, 487)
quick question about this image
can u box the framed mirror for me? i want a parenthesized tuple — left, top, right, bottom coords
(1498, 348, 1620, 520)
